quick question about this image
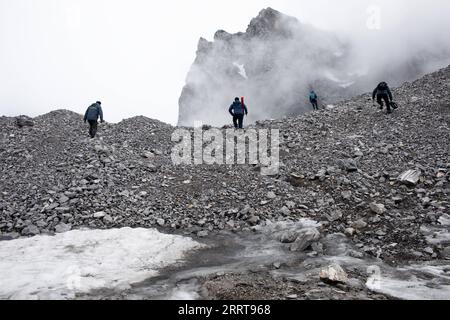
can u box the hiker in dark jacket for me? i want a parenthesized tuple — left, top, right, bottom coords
(372, 82, 394, 114)
(84, 101, 104, 138)
(309, 90, 319, 111)
(229, 97, 248, 129)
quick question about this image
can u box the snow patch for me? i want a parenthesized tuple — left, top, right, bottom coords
(0, 228, 205, 300)
(339, 81, 355, 88)
(421, 225, 450, 246)
(347, 68, 369, 78)
(323, 70, 341, 83)
(166, 281, 201, 300)
(438, 214, 450, 227)
(233, 62, 248, 79)
(366, 264, 450, 300)
(323, 70, 354, 88)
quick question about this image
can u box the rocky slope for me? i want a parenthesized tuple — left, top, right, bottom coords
(1, 65, 449, 276)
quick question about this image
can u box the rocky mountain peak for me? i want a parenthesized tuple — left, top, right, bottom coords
(213, 30, 233, 42)
(178, 8, 349, 127)
(246, 7, 296, 38)
(211, 8, 295, 42)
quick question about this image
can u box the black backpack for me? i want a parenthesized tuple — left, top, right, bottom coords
(378, 82, 388, 90)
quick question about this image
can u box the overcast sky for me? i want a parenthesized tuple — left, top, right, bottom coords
(1, 0, 450, 125)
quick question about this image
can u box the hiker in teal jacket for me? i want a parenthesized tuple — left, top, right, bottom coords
(309, 91, 319, 111)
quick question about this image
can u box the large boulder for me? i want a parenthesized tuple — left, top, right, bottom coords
(319, 264, 348, 285)
(290, 228, 321, 252)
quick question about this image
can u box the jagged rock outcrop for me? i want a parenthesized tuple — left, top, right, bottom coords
(178, 8, 353, 127)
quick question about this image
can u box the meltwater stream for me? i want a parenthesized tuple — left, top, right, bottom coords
(124, 220, 450, 300)
(0, 219, 449, 300)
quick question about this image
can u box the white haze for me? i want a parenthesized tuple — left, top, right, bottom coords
(0, 0, 450, 125)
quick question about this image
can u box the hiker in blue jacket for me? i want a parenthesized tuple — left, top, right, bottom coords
(84, 101, 104, 138)
(309, 90, 319, 111)
(229, 97, 248, 129)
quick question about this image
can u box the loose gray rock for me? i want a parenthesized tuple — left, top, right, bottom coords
(398, 170, 422, 186)
(55, 223, 72, 233)
(441, 247, 450, 260)
(59, 196, 70, 204)
(345, 228, 356, 237)
(247, 216, 260, 226)
(103, 214, 114, 224)
(197, 231, 209, 238)
(370, 203, 386, 215)
(438, 214, 450, 226)
(319, 264, 348, 285)
(55, 207, 71, 213)
(327, 210, 343, 222)
(93, 211, 106, 218)
(21, 225, 40, 236)
(290, 228, 320, 252)
(280, 231, 298, 244)
(337, 159, 358, 172)
(279, 206, 291, 216)
(267, 192, 277, 200)
(285, 201, 296, 209)
(142, 151, 155, 159)
(352, 219, 368, 230)
(341, 191, 352, 200)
